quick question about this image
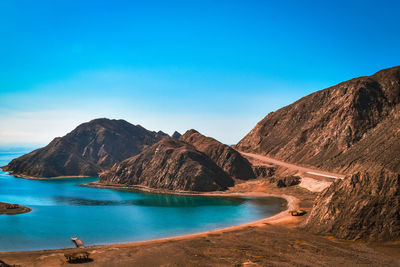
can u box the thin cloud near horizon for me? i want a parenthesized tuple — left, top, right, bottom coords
(1, 1, 399, 146)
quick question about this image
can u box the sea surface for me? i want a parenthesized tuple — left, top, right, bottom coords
(0, 150, 286, 251)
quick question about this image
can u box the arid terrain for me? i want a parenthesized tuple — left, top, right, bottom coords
(2, 119, 169, 178)
(98, 130, 256, 191)
(235, 66, 400, 175)
(1, 154, 399, 267)
(1, 66, 399, 266)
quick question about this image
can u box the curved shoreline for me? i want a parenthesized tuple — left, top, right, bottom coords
(0, 169, 92, 180)
(0, 171, 298, 254)
(1, 182, 399, 266)
(0, 202, 31, 215)
(0, 190, 297, 253)
(89, 193, 298, 250)
(3, 168, 397, 266)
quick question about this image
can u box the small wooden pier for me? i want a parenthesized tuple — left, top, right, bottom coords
(71, 237, 85, 248)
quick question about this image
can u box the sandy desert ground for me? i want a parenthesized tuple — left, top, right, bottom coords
(1, 153, 399, 267)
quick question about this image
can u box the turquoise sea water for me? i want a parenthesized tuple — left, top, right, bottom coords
(0, 150, 286, 251)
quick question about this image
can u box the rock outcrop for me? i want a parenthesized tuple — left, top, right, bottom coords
(2, 118, 165, 178)
(171, 131, 182, 139)
(235, 66, 400, 241)
(99, 138, 234, 191)
(305, 170, 400, 241)
(0, 202, 31, 215)
(181, 130, 255, 180)
(270, 176, 301, 188)
(235, 66, 400, 174)
(252, 165, 275, 178)
(98, 130, 254, 192)
(156, 131, 169, 138)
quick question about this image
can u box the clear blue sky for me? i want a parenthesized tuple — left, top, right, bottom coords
(1, 0, 399, 146)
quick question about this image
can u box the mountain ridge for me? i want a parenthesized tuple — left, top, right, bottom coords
(98, 137, 235, 191)
(235, 66, 400, 174)
(235, 65, 400, 241)
(97, 130, 254, 191)
(2, 118, 167, 178)
(181, 129, 255, 180)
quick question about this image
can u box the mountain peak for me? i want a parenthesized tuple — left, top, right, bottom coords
(235, 66, 400, 174)
(182, 129, 199, 136)
(171, 131, 182, 139)
(181, 130, 255, 180)
(98, 137, 235, 192)
(3, 119, 165, 178)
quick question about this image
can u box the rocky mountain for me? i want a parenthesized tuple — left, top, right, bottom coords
(235, 66, 400, 241)
(2, 118, 166, 178)
(171, 131, 182, 139)
(181, 130, 255, 180)
(98, 137, 234, 191)
(305, 170, 400, 241)
(235, 66, 400, 174)
(156, 131, 169, 138)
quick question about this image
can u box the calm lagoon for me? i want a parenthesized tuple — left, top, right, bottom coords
(0, 151, 285, 251)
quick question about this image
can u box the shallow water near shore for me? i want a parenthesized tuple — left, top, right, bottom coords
(0, 150, 286, 251)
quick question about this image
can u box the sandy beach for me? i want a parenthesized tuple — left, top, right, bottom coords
(1, 154, 399, 266)
(1, 178, 399, 266)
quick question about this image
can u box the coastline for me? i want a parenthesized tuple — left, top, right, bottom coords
(84, 181, 298, 227)
(0, 174, 296, 253)
(0, 202, 31, 215)
(83, 181, 253, 196)
(0, 168, 92, 180)
(0, 191, 297, 252)
(0, 154, 318, 254)
(0, 169, 32, 215)
(2, 182, 398, 267)
(14, 175, 92, 180)
(1, 174, 399, 266)
(80, 192, 297, 247)
(83, 182, 292, 213)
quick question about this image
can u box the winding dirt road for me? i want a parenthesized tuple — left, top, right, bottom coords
(240, 152, 345, 192)
(240, 152, 345, 179)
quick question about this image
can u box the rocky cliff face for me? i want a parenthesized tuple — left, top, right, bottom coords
(99, 138, 234, 191)
(305, 170, 400, 241)
(235, 66, 400, 174)
(98, 130, 254, 192)
(171, 131, 182, 139)
(235, 66, 400, 241)
(181, 130, 255, 180)
(3, 118, 165, 178)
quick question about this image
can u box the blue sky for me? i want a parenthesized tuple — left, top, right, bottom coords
(1, 0, 399, 146)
